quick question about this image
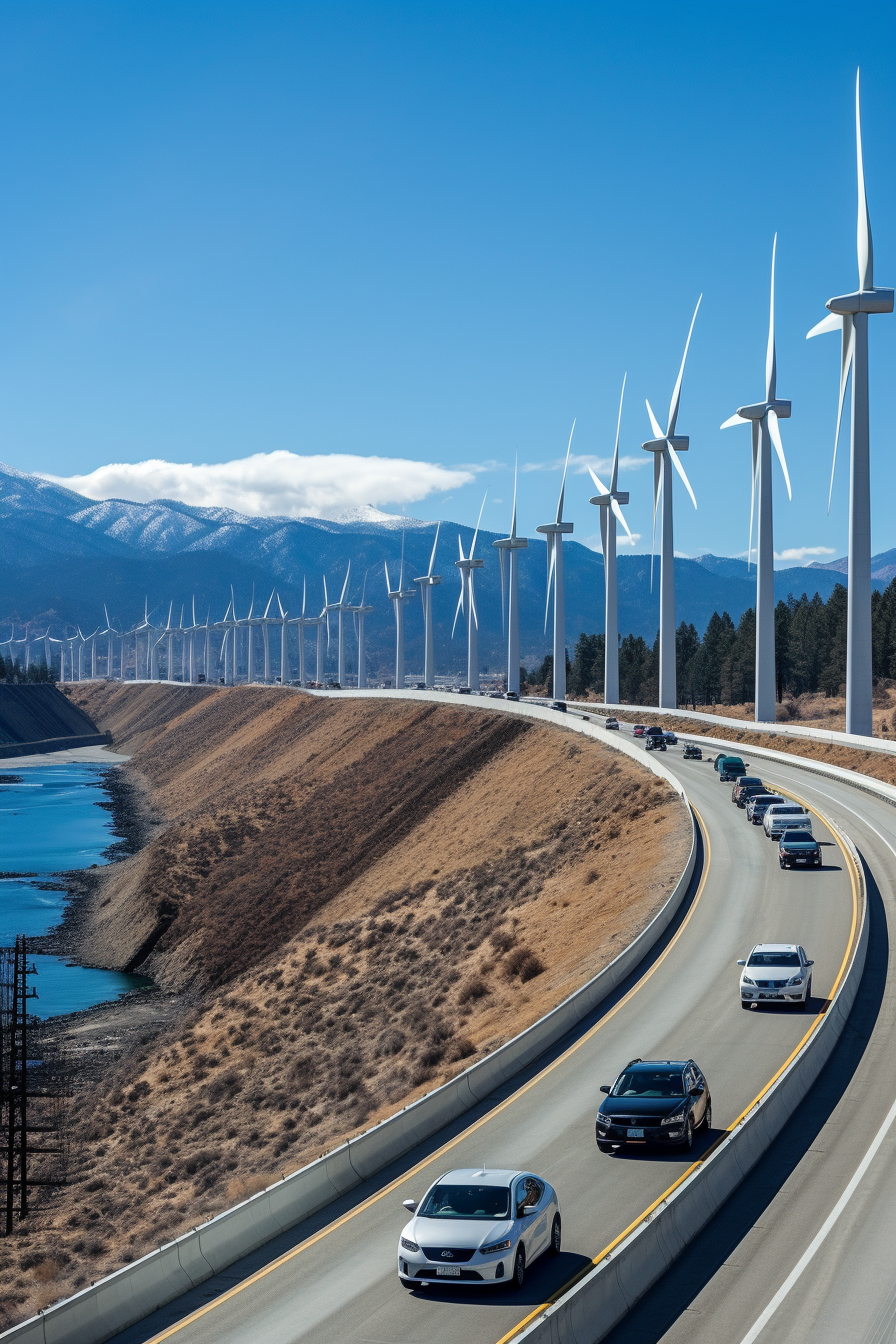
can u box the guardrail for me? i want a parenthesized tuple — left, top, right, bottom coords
(514, 811, 868, 1344)
(1, 699, 698, 1344)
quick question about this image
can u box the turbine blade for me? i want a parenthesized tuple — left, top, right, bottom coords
(544, 534, 555, 634)
(611, 372, 626, 492)
(588, 465, 611, 496)
(829, 315, 856, 513)
(302, 577, 306, 617)
(452, 583, 464, 638)
(498, 545, 506, 635)
(510, 455, 519, 539)
(667, 294, 702, 435)
(645, 398, 664, 440)
(470, 580, 478, 630)
(470, 490, 487, 558)
(766, 233, 777, 402)
(323, 576, 329, 607)
(264, 589, 275, 619)
(807, 312, 841, 339)
(668, 444, 698, 510)
(768, 409, 792, 501)
(721, 413, 749, 430)
(611, 497, 634, 542)
(384, 560, 392, 594)
(399, 530, 406, 588)
(340, 561, 351, 605)
(458, 533, 465, 561)
(856, 69, 873, 290)
(650, 455, 661, 592)
(361, 569, 367, 604)
(556, 419, 576, 523)
(747, 421, 759, 569)
(428, 521, 441, 577)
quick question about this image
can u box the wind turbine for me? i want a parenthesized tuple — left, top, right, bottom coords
(385, 534, 417, 690)
(807, 71, 893, 737)
(349, 572, 374, 688)
(324, 564, 352, 686)
(262, 590, 276, 682)
(414, 524, 442, 688)
(722, 236, 792, 723)
(453, 493, 487, 691)
(493, 459, 528, 695)
(537, 423, 576, 702)
(276, 594, 289, 684)
(588, 375, 633, 706)
(642, 297, 701, 709)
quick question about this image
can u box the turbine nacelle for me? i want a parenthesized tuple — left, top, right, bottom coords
(535, 522, 574, 536)
(589, 491, 629, 507)
(735, 399, 792, 421)
(825, 288, 894, 315)
(454, 557, 484, 570)
(642, 436, 689, 453)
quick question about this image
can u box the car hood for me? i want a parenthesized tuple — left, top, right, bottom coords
(404, 1216, 514, 1250)
(598, 1096, 688, 1120)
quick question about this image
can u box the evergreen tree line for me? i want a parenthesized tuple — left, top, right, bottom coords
(0, 655, 57, 685)
(524, 579, 896, 706)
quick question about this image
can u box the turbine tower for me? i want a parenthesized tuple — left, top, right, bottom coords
(588, 375, 633, 706)
(493, 460, 528, 695)
(807, 72, 893, 737)
(324, 564, 352, 686)
(722, 236, 792, 724)
(350, 572, 374, 688)
(537, 424, 576, 702)
(385, 534, 417, 689)
(453, 494, 487, 691)
(642, 297, 701, 709)
(414, 524, 442, 688)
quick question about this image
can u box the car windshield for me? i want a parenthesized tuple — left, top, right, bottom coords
(770, 806, 803, 815)
(417, 1184, 512, 1220)
(782, 834, 816, 845)
(612, 1069, 684, 1098)
(748, 952, 801, 967)
(740, 778, 763, 787)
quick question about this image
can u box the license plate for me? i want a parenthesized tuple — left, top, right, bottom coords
(436, 1266, 461, 1277)
(759, 993, 783, 1000)
(627, 1128, 644, 1138)
(796, 858, 807, 864)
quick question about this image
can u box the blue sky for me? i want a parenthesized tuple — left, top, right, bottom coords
(0, 1, 893, 564)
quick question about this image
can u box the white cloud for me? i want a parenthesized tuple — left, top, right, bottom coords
(44, 451, 475, 521)
(522, 453, 647, 476)
(774, 545, 837, 563)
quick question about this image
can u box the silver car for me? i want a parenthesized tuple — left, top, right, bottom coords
(397, 1167, 561, 1290)
(747, 793, 785, 825)
(763, 803, 813, 839)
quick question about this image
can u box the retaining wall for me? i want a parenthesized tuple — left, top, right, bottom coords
(0, 684, 109, 757)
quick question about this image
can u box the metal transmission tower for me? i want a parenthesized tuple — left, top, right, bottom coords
(807, 71, 893, 737)
(385, 534, 417, 690)
(414, 524, 442, 689)
(453, 494, 487, 691)
(493, 460, 528, 695)
(722, 236, 792, 724)
(537, 424, 576, 702)
(642, 297, 701, 709)
(588, 376, 633, 706)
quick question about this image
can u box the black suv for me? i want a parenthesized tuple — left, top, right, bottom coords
(779, 832, 822, 868)
(595, 1059, 711, 1152)
(683, 743, 702, 760)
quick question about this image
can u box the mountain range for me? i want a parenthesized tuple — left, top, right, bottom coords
(0, 463, 887, 676)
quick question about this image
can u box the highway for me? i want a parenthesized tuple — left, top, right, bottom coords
(109, 709, 864, 1344)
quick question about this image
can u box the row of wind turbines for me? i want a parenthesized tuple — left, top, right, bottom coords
(3, 76, 889, 730)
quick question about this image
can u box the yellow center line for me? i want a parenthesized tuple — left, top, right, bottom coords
(493, 785, 862, 1344)
(145, 809, 711, 1343)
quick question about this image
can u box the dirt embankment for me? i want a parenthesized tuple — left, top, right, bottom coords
(1, 685, 691, 1327)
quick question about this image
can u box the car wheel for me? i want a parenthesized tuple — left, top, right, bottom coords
(549, 1215, 561, 1255)
(512, 1245, 526, 1289)
(681, 1117, 694, 1150)
(779, 858, 785, 868)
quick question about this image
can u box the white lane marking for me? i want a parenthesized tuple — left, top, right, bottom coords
(737, 1092, 896, 1344)
(736, 767, 896, 1343)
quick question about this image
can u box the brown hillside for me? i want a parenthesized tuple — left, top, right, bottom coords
(2, 686, 691, 1328)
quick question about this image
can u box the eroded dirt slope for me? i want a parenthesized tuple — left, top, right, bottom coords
(1, 686, 691, 1327)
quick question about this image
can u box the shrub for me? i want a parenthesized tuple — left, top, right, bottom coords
(504, 947, 546, 982)
(458, 976, 490, 1004)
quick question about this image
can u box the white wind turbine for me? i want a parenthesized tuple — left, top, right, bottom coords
(350, 572, 374, 688)
(324, 564, 352, 686)
(453, 493, 487, 691)
(493, 459, 528, 695)
(722, 236, 792, 724)
(537, 424, 576, 702)
(414, 524, 442, 688)
(262, 590, 277, 682)
(385, 534, 417, 690)
(588, 375, 633, 706)
(642, 297, 701, 709)
(807, 71, 893, 737)
(276, 594, 289, 684)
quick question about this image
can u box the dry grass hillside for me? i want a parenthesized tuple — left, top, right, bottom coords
(1, 686, 691, 1328)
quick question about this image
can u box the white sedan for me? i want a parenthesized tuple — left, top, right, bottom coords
(763, 802, 813, 839)
(738, 943, 814, 1009)
(397, 1167, 561, 1290)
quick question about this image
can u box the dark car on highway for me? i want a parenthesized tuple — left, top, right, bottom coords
(644, 735, 666, 751)
(779, 832, 822, 869)
(732, 776, 765, 807)
(718, 756, 749, 782)
(596, 1059, 711, 1153)
(683, 743, 702, 760)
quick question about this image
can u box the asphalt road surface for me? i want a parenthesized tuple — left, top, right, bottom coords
(114, 712, 860, 1344)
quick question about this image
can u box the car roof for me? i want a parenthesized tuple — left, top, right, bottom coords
(436, 1168, 524, 1186)
(781, 832, 817, 842)
(767, 802, 804, 809)
(623, 1059, 689, 1072)
(751, 943, 798, 953)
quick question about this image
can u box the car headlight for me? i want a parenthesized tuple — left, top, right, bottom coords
(742, 975, 755, 986)
(480, 1238, 513, 1255)
(661, 1111, 686, 1125)
(400, 1237, 419, 1252)
(786, 974, 804, 987)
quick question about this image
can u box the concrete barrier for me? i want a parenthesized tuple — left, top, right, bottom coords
(513, 817, 868, 1344)
(0, 732, 698, 1344)
(0, 732, 112, 759)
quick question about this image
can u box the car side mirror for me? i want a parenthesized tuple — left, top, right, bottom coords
(402, 1199, 417, 1212)
(522, 1205, 537, 1217)
(736, 959, 746, 966)
(806, 960, 815, 967)
(599, 1084, 611, 1094)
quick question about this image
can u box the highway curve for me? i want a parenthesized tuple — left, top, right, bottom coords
(109, 710, 859, 1344)
(595, 731, 896, 1344)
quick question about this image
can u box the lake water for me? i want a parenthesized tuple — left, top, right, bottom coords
(0, 762, 147, 1017)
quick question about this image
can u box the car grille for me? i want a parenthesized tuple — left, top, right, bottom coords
(415, 1268, 483, 1280)
(754, 979, 787, 989)
(420, 1246, 476, 1263)
(605, 1114, 669, 1128)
